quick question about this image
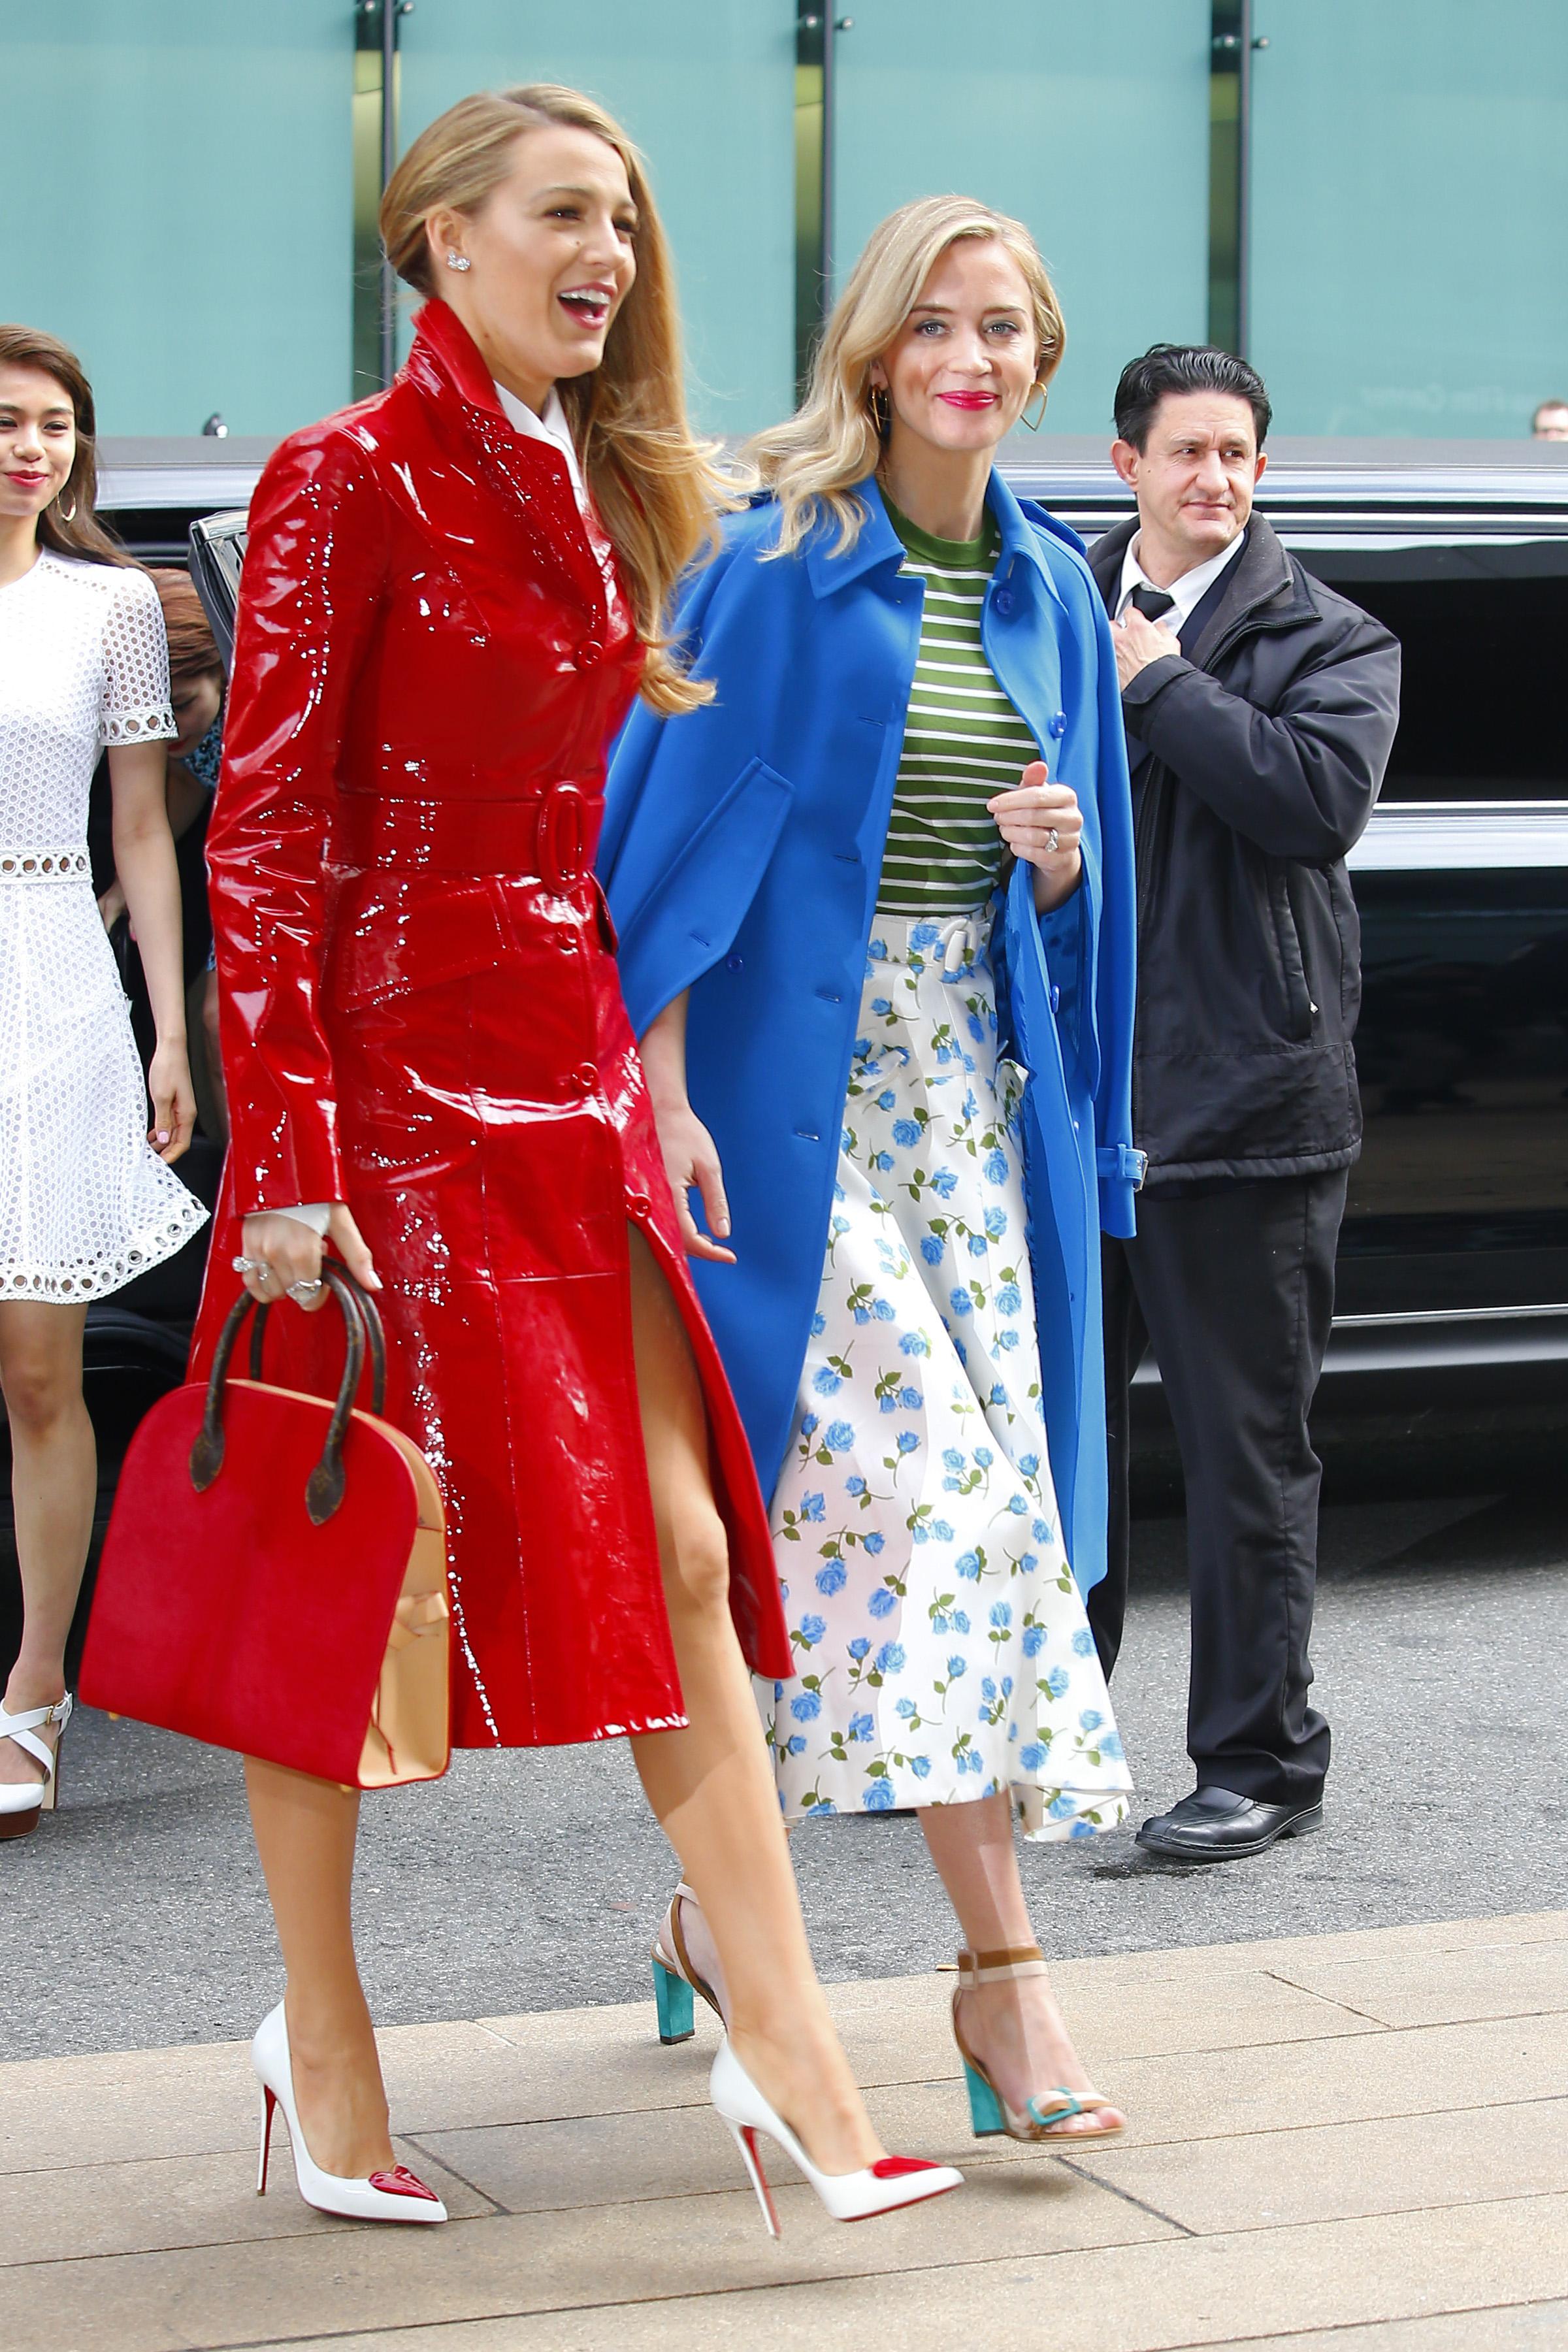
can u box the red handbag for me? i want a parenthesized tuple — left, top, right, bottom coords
(80, 1266, 450, 1788)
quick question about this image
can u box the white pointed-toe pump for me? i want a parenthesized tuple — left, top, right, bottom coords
(710, 2038, 962, 2235)
(252, 2002, 446, 2225)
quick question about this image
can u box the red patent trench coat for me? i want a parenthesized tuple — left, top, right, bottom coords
(191, 299, 791, 1746)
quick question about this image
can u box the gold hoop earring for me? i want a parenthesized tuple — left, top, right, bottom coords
(869, 385, 892, 440)
(1021, 385, 1048, 433)
(55, 493, 78, 523)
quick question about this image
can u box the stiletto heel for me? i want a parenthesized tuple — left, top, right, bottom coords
(649, 1882, 723, 2039)
(651, 1955, 696, 2045)
(951, 1946, 1125, 2148)
(257, 2085, 277, 2194)
(709, 2039, 962, 2232)
(0, 1693, 72, 1840)
(250, 2002, 447, 2225)
(726, 2117, 781, 2238)
(962, 2057, 1006, 2138)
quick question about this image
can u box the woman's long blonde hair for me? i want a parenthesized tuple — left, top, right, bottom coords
(381, 85, 735, 714)
(751, 195, 1066, 560)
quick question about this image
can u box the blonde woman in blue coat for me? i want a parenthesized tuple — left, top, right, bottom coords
(602, 197, 1139, 2148)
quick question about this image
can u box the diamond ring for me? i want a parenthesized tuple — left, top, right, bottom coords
(1046, 827, 1060, 855)
(232, 1254, 273, 1282)
(287, 1279, 325, 1301)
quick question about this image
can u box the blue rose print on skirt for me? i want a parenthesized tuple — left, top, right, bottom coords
(761, 911, 1133, 1839)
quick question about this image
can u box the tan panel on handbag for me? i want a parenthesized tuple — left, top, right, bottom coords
(356, 1416, 451, 1789)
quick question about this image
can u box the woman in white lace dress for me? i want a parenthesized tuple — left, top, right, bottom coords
(0, 325, 204, 1838)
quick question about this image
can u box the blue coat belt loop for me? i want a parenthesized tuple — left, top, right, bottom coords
(1098, 1145, 1149, 1190)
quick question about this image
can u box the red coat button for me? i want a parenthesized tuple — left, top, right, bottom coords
(573, 1060, 599, 1091)
(578, 638, 604, 668)
(627, 1191, 653, 1218)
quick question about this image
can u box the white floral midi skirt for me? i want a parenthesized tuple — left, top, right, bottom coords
(761, 911, 1133, 1839)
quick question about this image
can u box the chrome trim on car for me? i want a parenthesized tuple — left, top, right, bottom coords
(1134, 1303, 1568, 1389)
(1348, 802, 1568, 872)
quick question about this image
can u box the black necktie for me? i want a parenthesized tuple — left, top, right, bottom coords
(1127, 583, 1175, 621)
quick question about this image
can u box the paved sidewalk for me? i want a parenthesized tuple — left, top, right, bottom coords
(3, 1911, 1565, 2351)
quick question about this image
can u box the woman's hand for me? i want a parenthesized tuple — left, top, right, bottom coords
(988, 760, 1084, 913)
(97, 877, 127, 932)
(237, 1204, 381, 1311)
(146, 1039, 197, 1163)
(637, 987, 734, 1264)
(652, 1100, 736, 1266)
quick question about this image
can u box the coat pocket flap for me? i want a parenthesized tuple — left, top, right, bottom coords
(616, 756, 794, 1003)
(329, 880, 510, 1010)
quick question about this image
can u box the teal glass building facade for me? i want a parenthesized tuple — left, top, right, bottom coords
(4, 1, 1566, 443)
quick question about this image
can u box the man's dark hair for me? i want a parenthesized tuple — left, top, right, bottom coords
(1113, 344, 1272, 453)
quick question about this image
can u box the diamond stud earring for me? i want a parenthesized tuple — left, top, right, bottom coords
(445, 250, 472, 272)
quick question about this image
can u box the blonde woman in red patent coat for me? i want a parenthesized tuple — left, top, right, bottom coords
(191, 86, 959, 2234)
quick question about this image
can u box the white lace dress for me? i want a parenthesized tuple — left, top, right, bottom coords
(0, 552, 208, 1301)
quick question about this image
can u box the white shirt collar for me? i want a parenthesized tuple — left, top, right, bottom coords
(494, 381, 589, 514)
(1116, 527, 1246, 632)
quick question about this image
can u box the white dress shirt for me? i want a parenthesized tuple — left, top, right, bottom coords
(1115, 527, 1246, 634)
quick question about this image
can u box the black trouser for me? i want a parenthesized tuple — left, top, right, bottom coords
(1090, 1170, 1346, 1807)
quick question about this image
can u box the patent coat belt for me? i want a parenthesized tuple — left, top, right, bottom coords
(335, 785, 598, 887)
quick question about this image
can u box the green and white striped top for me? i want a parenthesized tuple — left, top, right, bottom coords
(877, 494, 1040, 918)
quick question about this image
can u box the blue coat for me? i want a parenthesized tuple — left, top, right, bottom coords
(600, 471, 1140, 1596)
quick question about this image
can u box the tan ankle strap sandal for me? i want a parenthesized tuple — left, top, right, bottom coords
(951, 1943, 1124, 2146)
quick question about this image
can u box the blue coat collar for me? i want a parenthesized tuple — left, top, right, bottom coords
(804, 469, 1068, 615)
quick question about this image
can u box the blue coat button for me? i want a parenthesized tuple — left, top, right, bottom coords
(993, 589, 1014, 615)
(1050, 985, 1061, 1015)
(1049, 711, 1067, 739)
(726, 953, 743, 971)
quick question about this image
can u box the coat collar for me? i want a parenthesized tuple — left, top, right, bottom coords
(402, 296, 509, 419)
(804, 468, 1065, 613)
(401, 297, 611, 619)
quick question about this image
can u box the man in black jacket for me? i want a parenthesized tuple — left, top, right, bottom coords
(1088, 346, 1400, 1861)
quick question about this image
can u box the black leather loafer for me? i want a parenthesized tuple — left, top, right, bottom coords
(1134, 1784, 1324, 1862)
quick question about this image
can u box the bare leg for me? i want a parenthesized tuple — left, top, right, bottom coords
(243, 1758, 395, 2178)
(625, 1230, 881, 2176)
(0, 1301, 93, 1789)
(920, 1794, 1123, 2132)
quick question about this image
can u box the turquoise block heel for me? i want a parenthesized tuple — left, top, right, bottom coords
(962, 2057, 1006, 2138)
(650, 1883, 724, 2050)
(652, 1955, 695, 2046)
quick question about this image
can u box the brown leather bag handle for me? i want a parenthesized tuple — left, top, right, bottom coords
(189, 1264, 368, 1525)
(248, 1266, 387, 1416)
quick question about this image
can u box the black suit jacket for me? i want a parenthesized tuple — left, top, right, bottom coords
(1088, 512, 1401, 1186)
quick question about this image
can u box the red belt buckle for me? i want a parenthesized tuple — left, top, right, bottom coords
(536, 785, 587, 890)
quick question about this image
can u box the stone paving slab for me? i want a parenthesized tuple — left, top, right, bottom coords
(1202, 2313, 1568, 2352)
(1266, 1936, 1568, 2029)
(221, 2200, 1568, 2352)
(3, 1912, 1563, 2351)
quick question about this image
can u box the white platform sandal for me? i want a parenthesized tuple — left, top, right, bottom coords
(0, 1692, 72, 1841)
